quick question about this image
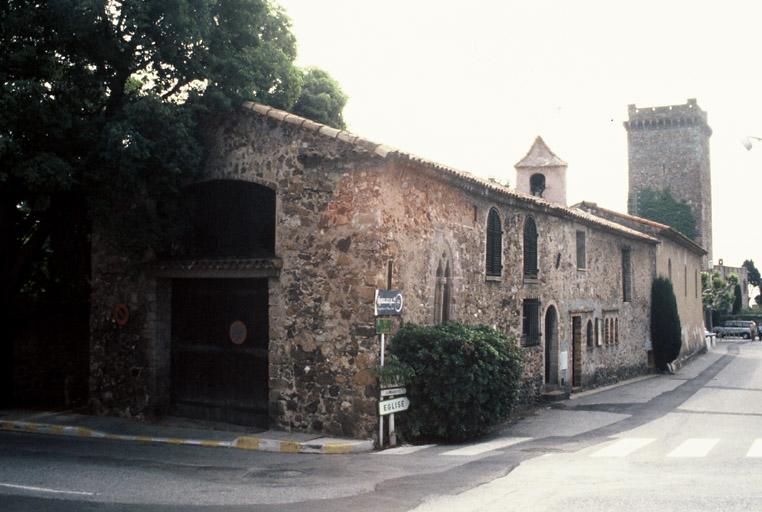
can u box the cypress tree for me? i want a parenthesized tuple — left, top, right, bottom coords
(651, 277, 682, 370)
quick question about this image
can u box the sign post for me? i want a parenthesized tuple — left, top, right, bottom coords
(375, 288, 404, 448)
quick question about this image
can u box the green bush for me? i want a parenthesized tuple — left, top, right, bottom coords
(651, 277, 682, 370)
(389, 322, 523, 442)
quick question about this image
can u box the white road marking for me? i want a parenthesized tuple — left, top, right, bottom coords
(746, 439, 762, 458)
(590, 438, 656, 458)
(441, 437, 532, 456)
(0, 482, 96, 496)
(376, 444, 436, 455)
(666, 438, 719, 458)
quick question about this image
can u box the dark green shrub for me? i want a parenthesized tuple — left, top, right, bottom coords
(389, 322, 523, 442)
(733, 284, 743, 314)
(651, 277, 682, 370)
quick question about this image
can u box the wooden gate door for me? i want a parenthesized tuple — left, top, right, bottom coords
(572, 316, 582, 388)
(171, 278, 269, 427)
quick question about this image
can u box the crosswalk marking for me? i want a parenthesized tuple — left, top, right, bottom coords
(746, 439, 762, 458)
(666, 438, 719, 458)
(441, 437, 532, 457)
(590, 438, 656, 458)
(376, 444, 436, 455)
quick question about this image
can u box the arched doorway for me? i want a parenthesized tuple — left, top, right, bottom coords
(169, 180, 275, 427)
(544, 305, 559, 385)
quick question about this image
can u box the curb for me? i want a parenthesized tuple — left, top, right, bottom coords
(0, 420, 373, 455)
(568, 374, 658, 400)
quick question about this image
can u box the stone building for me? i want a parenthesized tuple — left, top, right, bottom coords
(575, 202, 707, 359)
(90, 102, 702, 441)
(625, 98, 713, 266)
(714, 260, 750, 310)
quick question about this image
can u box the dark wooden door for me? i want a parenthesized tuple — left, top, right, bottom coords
(572, 316, 582, 388)
(171, 278, 269, 427)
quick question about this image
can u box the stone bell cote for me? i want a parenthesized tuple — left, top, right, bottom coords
(515, 136, 568, 206)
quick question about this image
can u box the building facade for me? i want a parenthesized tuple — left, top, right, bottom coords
(90, 102, 704, 440)
(576, 202, 707, 359)
(625, 98, 713, 266)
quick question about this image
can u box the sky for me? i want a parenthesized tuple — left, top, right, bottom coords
(278, 0, 762, 270)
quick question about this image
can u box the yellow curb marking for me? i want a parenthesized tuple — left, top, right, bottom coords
(234, 437, 261, 450)
(322, 444, 352, 454)
(279, 441, 300, 453)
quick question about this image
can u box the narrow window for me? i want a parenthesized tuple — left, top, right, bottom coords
(524, 216, 538, 278)
(622, 248, 632, 302)
(668, 258, 672, 282)
(434, 257, 452, 324)
(522, 299, 541, 346)
(576, 231, 586, 270)
(486, 208, 502, 277)
(615, 318, 619, 344)
(695, 269, 698, 299)
(684, 264, 688, 297)
(586, 319, 594, 348)
(595, 318, 601, 346)
(604, 318, 610, 344)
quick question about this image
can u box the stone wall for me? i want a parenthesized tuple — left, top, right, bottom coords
(91, 104, 658, 440)
(656, 240, 706, 357)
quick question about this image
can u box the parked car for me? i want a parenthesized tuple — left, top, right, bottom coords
(713, 320, 757, 340)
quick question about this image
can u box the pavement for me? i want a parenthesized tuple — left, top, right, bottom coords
(0, 409, 373, 455)
(0, 346, 713, 459)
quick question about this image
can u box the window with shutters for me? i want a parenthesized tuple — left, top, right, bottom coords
(586, 319, 594, 348)
(576, 230, 586, 270)
(485, 207, 502, 277)
(622, 248, 632, 302)
(595, 318, 601, 346)
(521, 299, 541, 346)
(523, 216, 538, 279)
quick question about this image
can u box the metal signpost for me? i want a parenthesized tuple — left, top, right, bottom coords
(375, 288, 406, 448)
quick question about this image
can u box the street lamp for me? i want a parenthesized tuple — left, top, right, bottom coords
(742, 136, 762, 151)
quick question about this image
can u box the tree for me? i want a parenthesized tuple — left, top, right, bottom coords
(702, 271, 738, 329)
(651, 277, 682, 371)
(0, 0, 347, 405)
(292, 67, 348, 129)
(742, 260, 761, 288)
(636, 188, 697, 240)
(733, 284, 743, 314)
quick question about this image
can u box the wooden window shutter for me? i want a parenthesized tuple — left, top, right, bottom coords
(486, 208, 502, 276)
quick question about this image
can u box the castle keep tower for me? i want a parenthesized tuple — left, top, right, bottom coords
(515, 136, 568, 206)
(625, 98, 712, 266)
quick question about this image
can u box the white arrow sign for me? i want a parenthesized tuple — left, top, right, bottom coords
(379, 397, 410, 415)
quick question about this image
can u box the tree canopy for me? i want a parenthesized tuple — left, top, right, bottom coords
(636, 188, 697, 240)
(0, 0, 347, 403)
(292, 68, 348, 129)
(1, 0, 347, 308)
(702, 271, 738, 314)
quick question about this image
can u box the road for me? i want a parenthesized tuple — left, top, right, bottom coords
(1, 341, 760, 511)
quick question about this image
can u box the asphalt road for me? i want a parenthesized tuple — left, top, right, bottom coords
(0, 341, 758, 511)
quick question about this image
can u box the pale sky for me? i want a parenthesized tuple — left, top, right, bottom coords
(279, 0, 762, 270)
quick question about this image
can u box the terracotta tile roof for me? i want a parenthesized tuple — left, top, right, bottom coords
(573, 201, 706, 255)
(241, 102, 657, 244)
(514, 136, 567, 168)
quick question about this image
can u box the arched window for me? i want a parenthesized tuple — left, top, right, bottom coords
(434, 256, 452, 324)
(668, 258, 672, 282)
(523, 216, 538, 278)
(486, 208, 502, 276)
(586, 320, 594, 348)
(530, 173, 546, 197)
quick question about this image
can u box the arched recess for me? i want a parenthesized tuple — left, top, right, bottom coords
(544, 305, 559, 386)
(168, 179, 276, 428)
(434, 254, 452, 324)
(530, 173, 546, 197)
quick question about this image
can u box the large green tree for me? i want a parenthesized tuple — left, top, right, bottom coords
(292, 67, 347, 129)
(0, 0, 345, 405)
(636, 188, 697, 240)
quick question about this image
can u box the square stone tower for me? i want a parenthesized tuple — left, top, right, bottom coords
(625, 98, 712, 266)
